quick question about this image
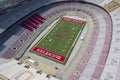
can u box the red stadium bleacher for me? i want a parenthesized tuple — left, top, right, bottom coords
(29, 17, 40, 24)
(24, 20, 38, 29)
(32, 15, 44, 24)
(27, 18, 39, 25)
(20, 22, 34, 31)
(34, 13, 46, 20)
(20, 13, 45, 31)
(26, 19, 38, 27)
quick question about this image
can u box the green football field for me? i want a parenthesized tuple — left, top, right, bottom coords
(30, 17, 86, 64)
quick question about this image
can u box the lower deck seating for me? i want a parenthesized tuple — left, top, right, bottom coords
(2, 30, 32, 59)
(1, 13, 45, 59)
(2, 48, 16, 59)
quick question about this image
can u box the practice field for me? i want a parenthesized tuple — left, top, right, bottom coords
(30, 17, 86, 64)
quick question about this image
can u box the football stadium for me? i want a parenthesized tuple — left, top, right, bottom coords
(30, 16, 86, 64)
(0, 0, 120, 80)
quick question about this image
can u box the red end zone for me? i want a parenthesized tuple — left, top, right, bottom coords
(32, 47, 65, 62)
(61, 17, 85, 24)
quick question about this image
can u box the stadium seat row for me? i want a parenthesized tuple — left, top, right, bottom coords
(2, 30, 32, 59)
(20, 13, 45, 31)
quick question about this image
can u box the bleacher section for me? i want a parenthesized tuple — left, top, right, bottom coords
(2, 30, 32, 59)
(20, 13, 45, 31)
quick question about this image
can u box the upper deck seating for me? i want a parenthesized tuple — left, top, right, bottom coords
(20, 13, 45, 31)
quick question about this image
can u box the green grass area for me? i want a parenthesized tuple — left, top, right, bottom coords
(30, 18, 86, 64)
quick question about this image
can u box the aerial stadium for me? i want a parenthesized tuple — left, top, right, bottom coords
(0, 0, 120, 80)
